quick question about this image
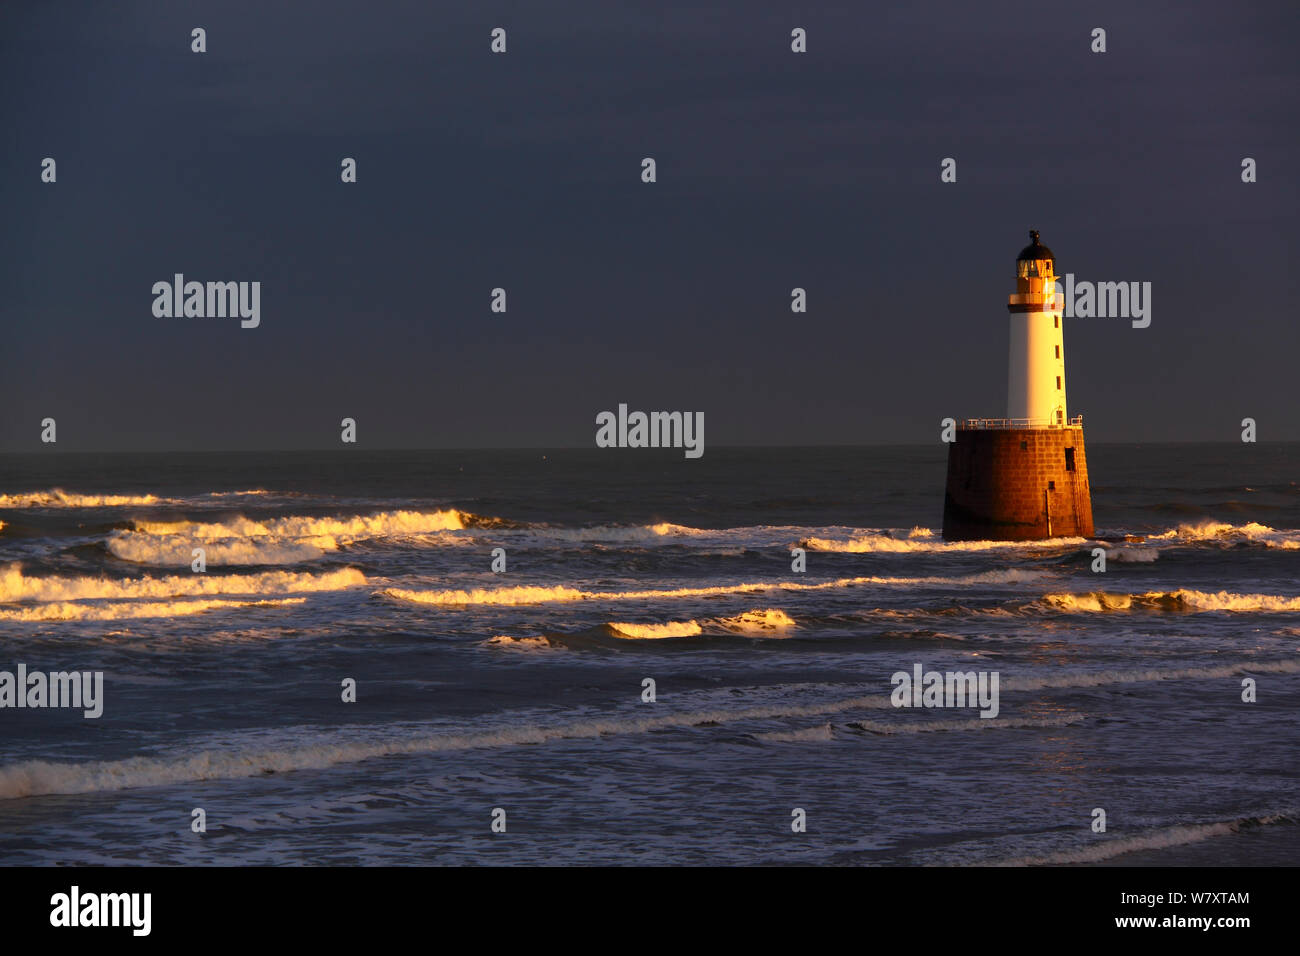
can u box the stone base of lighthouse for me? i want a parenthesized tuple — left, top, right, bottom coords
(942, 426, 1094, 541)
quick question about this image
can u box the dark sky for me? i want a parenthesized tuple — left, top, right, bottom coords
(2, 0, 1297, 452)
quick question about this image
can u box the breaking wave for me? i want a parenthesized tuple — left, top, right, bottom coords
(0, 565, 364, 603)
(108, 509, 473, 565)
(3, 656, 1294, 798)
(0, 488, 274, 508)
(1041, 589, 1300, 613)
(801, 528, 1087, 553)
(0, 597, 307, 622)
(1150, 520, 1300, 550)
(1002, 659, 1300, 691)
(608, 620, 704, 639)
(1104, 546, 1159, 562)
(755, 724, 835, 742)
(993, 812, 1297, 866)
(483, 635, 555, 650)
(0, 490, 165, 508)
(128, 509, 469, 540)
(107, 535, 336, 566)
(716, 608, 797, 633)
(379, 569, 1042, 607)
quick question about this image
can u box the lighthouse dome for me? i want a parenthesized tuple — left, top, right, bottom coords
(1017, 230, 1054, 262)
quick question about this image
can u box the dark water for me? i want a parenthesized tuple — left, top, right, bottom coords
(0, 443, 1297, 865)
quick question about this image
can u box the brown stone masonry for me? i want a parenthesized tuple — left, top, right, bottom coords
(942, 426, 1093, 541)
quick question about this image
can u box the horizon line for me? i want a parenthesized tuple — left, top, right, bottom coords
(1, 439, 1295, 456)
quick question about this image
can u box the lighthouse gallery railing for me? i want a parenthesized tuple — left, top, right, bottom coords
(958, 416, 1083, 430)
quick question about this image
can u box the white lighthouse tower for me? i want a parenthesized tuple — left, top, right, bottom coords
(1006, 230, 1067, 427)
(941, 229, 1093, 541)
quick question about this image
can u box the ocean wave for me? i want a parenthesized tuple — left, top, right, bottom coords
(482, 635, 556, 650)
(801, 529, 1087, 553)
(755, 723, 835, 742)
(0, 565, 364, 603)
(3, 656, 1294, 799)
(129, 508, 468, 540)
(608, 620, 704, 639)
(0, 693, 902, 798)
(1041, 589, 1300, 613)
(0, 488, 277, 509)
(1150, 520, 1300, 550)
(0, 489, 165, 508)
(379, 569, 1043, 607)
(992, 811, 1296, 866)
(1004, 658, 1300, 691)
(108, 509, 472, 565)
(107, 535, 337, 566)
(716, 608, 797, 633)
(648, 522, 710, 536)
(846, 714, 1085, 735)
(1104, 546, 1159, 562)
(0, 597, 307, 622)
(487, 608, 797, 646)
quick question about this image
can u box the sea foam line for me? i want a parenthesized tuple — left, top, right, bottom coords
(107, 509, 471, 566)
(0, 488, 274, 509)
(989, 811, 1297, 866)
(0, 597, 307, 622)
(379, 569, 1043, 607)
(2, 658, 1293, 799)
(0, 565, 365, 603)
(1042, 589, 1300, 613)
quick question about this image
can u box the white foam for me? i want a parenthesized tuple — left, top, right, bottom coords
(1150, 520, 1300, 550)
(0, 488, 277, 509)
(848, 714, 1085, 735)
(129, 509, 468, 540)
(107, 534, 335, 566)
(379, 569, 1042, 607)
(7, 656, 1293, 799)
(0, 597, 307, 622)
(802, 530, 1087, 553)
(108, 509, 471, 566)
(608, 620, 704, 639)
(0, 489, 165, 508)
(756, 723, 835, 742)
(993, 812, 1296, 866)
(1004, 658, 1300, 691)
(482, 635, 555, 650)
(1043, 589, 1300, 613)
(0, 565, 364, 602)
(716, 608, 796, 633)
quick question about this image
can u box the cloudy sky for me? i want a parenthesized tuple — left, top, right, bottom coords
(2, 0, 1297, 451)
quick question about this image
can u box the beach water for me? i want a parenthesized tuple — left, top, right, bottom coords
(1, 443, 1296, 865)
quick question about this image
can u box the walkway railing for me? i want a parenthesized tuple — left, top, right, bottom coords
(958, 416, 1083, 430)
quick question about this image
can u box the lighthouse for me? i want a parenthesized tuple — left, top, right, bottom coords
(941, 231, 1094, 541)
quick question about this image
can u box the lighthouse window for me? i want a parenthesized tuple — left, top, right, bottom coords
(1054, 345, 1060, 358)
(1065, 447, 1076, 471)
(1056, 376, 1062, 389)
(1054, 316, 1060, 328)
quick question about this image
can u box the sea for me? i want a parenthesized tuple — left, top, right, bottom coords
(0, 443, 1296, 866)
